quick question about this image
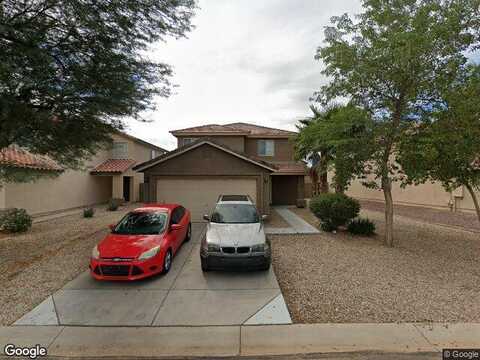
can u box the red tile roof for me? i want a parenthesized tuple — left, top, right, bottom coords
(91, 159, 136, 173)
(0, 146, 63, 171)
(170, 122, 296, 137)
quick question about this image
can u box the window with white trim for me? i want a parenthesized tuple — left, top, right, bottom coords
(182, 138, 196, 146)
(257, 139, 274, 156)
(112, 142, 128, 159)
(150, 149, 156, 159)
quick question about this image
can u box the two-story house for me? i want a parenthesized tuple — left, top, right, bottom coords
(133, 123, 306, 220)
(0, 132, 165, 215)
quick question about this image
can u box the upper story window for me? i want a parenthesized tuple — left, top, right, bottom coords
(182, 138, 196, 146)
(257, 139, 274, 157)
(112, 142, 128, 159)
(150, 149, 156, 159)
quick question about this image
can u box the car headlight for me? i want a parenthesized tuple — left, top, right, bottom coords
(207, 244, 221, 252)
(251, 244, 265, 252)
(91, 245, 100, 259)
(138, 246, 160, 260)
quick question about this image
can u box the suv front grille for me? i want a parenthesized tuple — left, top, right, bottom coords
(221, 247, 235, 254)
(221, 246, 251, 254)
(237, 246, 250, 254)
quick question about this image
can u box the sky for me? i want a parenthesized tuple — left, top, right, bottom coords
(125, 0, 362, 150)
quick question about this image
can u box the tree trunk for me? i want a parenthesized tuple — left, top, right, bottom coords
(319, 171, 329, 193)
(382, 176, 394, 247)
(465, 183, 480, 223)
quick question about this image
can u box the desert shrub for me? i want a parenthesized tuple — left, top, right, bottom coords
(0, 208, 33, 233)
(106, 198, 121, 211)
(83, 207, 95, 218)
(347, 218, 376, 236)
(309, 193, 360, 231)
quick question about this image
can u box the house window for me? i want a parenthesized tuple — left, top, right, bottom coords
(150, 149, 156, 159)
(112, 142, 128, 159)
(257, 139, 274, 156)
(182, 138, 196, 146)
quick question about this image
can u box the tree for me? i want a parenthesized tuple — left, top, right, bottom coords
(399, 64, 480, 222)
(315, 0, 479, 246)
(295, 106, 332, 195)
(295, 104, 374, 194)
(0, 0, 196, 180)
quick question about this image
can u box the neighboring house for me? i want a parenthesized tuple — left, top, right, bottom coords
(0, 132, 165, 216)
(133, 122, 307, 220)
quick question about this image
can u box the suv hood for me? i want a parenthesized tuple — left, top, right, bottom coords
(206, 222, 266, 246)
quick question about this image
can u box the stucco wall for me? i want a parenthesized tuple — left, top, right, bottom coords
(0, 185, 5, 210)
(341, 174, 480, 214)
(5, 169, 112, 215)
(244, 138, 295, 161)
(176, 136, 245, 153)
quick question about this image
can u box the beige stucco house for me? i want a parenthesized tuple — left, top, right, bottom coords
(0, 132, 165, 216)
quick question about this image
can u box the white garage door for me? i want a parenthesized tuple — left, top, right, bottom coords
(156, 177, 257, 221)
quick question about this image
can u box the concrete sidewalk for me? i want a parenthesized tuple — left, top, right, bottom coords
(265, 206, 319, 234)
(1, 323, 479, 358)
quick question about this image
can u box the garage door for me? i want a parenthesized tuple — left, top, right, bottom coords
(156, 177, 257, 221)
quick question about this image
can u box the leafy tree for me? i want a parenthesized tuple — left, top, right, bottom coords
(0, 0, 196, 181)
(315, 0, 478, 246)
(399, 64, 480, 222)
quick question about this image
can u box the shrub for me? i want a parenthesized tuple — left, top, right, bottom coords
(0, 208, 33, 233)
(309, 193, 360, 231)
(347, 218, 376, 236)
(106, 198, 121, 211)
(83, 207, 95, 218)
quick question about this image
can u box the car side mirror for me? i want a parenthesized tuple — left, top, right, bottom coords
(203, 214, 210, 221)
(108, 224, 116, 231)
(170, 223, 181, 231)
(261, 214, 268, 221)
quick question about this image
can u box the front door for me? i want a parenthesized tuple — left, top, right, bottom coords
(123, 176, 131, 202)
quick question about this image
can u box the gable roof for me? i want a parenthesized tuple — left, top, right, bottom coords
(133, 138, 277, 172)
(0, 146, 63, 172)
(170, 122, 296, 138)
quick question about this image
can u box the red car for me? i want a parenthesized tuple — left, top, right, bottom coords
(90, 204, 191, 280)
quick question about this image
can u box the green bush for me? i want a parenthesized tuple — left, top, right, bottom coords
(309, 193, 360, 231)
(83, 207, 95, 218)
(0, 208, 33, 233)
(347, 218, 376, 236)
(106, 198, 121, 211)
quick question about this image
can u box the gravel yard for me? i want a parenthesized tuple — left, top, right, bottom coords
(0, 204, 136, 325)
(264, 208, 290, 228)
(272, 207, 480, 323)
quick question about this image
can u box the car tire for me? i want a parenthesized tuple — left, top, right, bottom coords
(260, 260, 271, 271)
(184, 223, 192, 242)
(201, 257, 209, 272)
(162, 249, 173, 274)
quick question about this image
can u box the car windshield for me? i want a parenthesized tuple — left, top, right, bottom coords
(210, 204, 259, 224)
(113, 211, 168, 235)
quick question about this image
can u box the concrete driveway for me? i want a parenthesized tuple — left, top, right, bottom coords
(15, 223, 291, 327)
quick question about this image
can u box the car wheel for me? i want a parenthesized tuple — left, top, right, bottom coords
(260, 259, 271, 271)
(201, 257, 209, 272)
(184, 223, 192, 242)
(163, 249, 173, 274)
